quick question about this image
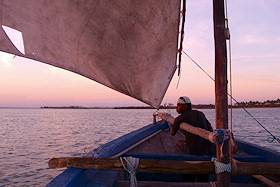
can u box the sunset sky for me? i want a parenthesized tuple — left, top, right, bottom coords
(0, 0, 279, 108)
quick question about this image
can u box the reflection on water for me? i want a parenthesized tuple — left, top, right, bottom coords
(0, 108, 279, 186)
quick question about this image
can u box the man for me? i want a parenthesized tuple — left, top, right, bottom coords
(171, 96, 214, 155)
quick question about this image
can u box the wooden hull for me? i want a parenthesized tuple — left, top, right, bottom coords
(47, 121, 280, 186)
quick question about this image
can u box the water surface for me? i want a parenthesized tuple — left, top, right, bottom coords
(0, 108, 279, 186)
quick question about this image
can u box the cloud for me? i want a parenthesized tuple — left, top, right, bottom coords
(238, 34, 265, 44)
(233, 53, 280, 60)
(236, 31, 280, 45)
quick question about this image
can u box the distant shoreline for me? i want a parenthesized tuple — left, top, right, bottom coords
(39, 105, 280, 109)
(1, 104, 279, 110)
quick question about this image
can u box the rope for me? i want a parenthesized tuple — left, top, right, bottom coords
(182, 50, 215, 82)
(209, 129, 236, 158)
(225, 0, 235, 163)
(84, 146, 102, 157)
(176, 65, 182, 89)
(120, 157, 139, 187)
(208, 130, 225, 144)
(177, 0, 186, 76)
(212, 158, 231, 174)
(182, 50, 280, 144)
(230, 97, 280, 144)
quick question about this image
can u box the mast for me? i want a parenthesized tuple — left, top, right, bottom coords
(213, 0, 230, 186)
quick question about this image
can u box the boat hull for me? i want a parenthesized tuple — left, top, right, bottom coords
(47, 121, 280, 186)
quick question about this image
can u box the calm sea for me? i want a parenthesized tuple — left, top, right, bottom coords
(0, 108, 279, 186)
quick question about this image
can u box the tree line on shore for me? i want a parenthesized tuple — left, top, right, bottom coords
(159, 98, 280, 109)
(40, 98, 280, 109)
(237, 98, 280, 108)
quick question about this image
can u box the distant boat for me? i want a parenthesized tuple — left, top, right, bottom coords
(0, 0, 279, 186)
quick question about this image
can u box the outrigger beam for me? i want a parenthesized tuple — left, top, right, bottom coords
(158, 113, 224, 144)
(48, 157, 280, 176)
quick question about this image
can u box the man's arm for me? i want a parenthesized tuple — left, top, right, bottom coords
(170, 126, 177, 136)
(157, 112, 180, 136)
(207, 121, 213, 132)
(171, 116, 182, 136)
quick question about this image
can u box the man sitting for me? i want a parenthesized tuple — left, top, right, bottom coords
(171, 96, 214, 155)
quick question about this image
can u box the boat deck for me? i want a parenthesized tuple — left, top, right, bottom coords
(47, 122, 279, 186)
(128, 129, 185, 155)
(117, 128, 279, 186)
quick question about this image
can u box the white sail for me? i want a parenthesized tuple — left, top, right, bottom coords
(0, 0, 181, 108)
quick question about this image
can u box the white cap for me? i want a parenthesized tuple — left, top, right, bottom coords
(177, 96, 191, 104)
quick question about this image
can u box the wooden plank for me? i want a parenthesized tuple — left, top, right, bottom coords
(148, 132, 167, 154)
(49, 157, 215, 174)
(100, 123, 168, 157)
(49, 157, 280, 175)
(113, 130, 162, 157)
(134, 138, 154, 153)
(232, 162, 280, 175)
(263, 175, 280, 182)
(236, 139, 280, 162)
(116, 181, 264, 187)
(129, 129, 185, 155)
(233, 158, 279, 186)
(116, 180, 213, 187)
(158, 131, 184, 155)
(158, 113, 223, 144)
(252, 175, 279, 187)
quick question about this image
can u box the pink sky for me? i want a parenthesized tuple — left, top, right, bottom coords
(0, 0, 279, 107)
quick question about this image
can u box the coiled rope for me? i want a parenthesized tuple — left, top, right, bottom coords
(212, 158, 231, 174)
(120, 157, 139, 187)
(209, 129, 236, 158)
(181, 50, 280, 144)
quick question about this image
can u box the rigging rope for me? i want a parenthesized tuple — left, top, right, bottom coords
(177, 0, 186, 76)
(182, 51, 215, 82)
(176, 66, 182, 89)
(224, 0, 233, 133)
(224, 0, 234, 163)
(181, 50, 280, 144)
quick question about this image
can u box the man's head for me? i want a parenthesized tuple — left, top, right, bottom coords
(176, 96, 192, 114)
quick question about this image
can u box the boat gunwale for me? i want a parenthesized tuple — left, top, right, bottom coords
(47, 121, 169, 186)
(47, 121, 280, 186)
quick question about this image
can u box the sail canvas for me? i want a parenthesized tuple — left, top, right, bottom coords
(0, 0, 181, 108)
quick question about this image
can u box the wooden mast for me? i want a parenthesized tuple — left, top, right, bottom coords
(213, 0, 230, 186)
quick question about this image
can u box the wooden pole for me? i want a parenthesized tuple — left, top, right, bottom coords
(49, 157, 215, 174)
(252, 175, 279, 187)
(213, 0, 230, 186)
(48, 157, 280, 176)
(158, 113, 224, 144)
(234, 158, 280, 186)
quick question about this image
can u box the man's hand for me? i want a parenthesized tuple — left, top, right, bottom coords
(157, 112, 175, 124)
